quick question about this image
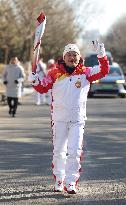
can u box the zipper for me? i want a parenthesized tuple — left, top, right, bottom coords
(69, 76, 72, 121)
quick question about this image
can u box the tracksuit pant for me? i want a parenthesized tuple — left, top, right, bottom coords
(52, 121, 85, 185)
(36, 92, 46, 104)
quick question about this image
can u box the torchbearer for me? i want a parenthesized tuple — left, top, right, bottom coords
(28, 40, 110, 194)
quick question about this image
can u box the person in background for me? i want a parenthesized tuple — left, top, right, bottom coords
(46, 59, 56, 105)
(28, 41, 110, 194)
(16, 60, 26, 104)
(47, 59, 56, 71)
(35, 58, 47, 105)
(3, 56, 25, 117)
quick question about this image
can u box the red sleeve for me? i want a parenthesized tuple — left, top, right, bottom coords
(86, 56, 110, 83)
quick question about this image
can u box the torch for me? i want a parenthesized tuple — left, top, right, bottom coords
(32, 12, 46, 73)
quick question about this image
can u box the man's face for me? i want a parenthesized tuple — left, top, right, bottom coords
(64, 51, 80, 68)
(11, 57, 18, 65)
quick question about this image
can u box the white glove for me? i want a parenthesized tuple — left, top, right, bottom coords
(28, 72, 39, 86)
(92, 40, 106, 58)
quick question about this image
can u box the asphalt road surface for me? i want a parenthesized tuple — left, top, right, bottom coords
(0, 93, 126, 205)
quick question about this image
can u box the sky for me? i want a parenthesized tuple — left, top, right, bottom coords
(88, 0, 126, 34)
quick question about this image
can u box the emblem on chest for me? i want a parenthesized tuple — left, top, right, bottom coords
(75, 78, 81, 88)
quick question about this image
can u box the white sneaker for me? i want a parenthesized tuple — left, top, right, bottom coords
(36, 102, 41, 105)
(64, 182, 77, 194)
(54, 180, 64, 192)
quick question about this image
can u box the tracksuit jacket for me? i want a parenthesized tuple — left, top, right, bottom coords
(33, 56, 109, 123)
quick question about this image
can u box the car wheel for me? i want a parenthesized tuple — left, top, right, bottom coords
(119, 94, 126, 98)
(88, 92, 94, 98)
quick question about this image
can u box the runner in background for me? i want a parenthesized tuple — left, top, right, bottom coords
(36, 58, 47, 105)
(17, 60, 26, 104)
(46, 59, 56, 105)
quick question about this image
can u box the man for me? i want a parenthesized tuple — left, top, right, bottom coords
(3, 56, 25, 117)
(28, 41, 110, 194)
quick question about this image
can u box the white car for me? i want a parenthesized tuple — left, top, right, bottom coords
(89, 65, 126, 98)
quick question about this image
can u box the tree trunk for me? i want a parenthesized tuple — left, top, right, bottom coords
(4, 46, 9, 64)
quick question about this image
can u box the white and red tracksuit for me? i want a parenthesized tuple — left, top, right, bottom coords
(33, 56, 110, 185)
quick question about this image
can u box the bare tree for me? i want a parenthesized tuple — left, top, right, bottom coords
(0, 0, 79, 62)
(0, 0, 104, 63)
(0, 0, 21, 63)
(102, 15, 126, 69)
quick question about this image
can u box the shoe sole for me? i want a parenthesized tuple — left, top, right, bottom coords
(54, 188, 63, 192)
(64, 186, 76, 194)
(67, 190, 76, 194)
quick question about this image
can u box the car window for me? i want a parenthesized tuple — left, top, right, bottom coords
(109, 67, 122, 76)
(84, 53, 113, 67)
(84, 55, 98, 67)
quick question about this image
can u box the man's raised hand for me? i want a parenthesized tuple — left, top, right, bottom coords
(92, 40, 106, 58)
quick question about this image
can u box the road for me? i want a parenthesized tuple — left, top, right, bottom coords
(0, 93, 126, 205)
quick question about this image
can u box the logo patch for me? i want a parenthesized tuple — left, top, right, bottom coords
(75, 80, 81, 88)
